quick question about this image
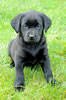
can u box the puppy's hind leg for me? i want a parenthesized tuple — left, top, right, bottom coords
(10, 61, 15, 68)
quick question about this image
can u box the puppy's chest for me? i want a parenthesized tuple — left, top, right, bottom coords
(23, 48, 44, 66)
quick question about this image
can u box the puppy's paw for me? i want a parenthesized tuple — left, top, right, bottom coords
(47, 77, 56, 86)
(15, 85, 25, 91)
(10, 62, 15, 68)
(51, 78, 56, 86)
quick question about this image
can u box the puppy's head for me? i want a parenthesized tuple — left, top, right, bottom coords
(11, 10, 51, 44)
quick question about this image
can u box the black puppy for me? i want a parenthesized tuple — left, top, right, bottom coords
(8, 10, 55, 91)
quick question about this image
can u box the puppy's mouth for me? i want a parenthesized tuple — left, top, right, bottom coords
(24, 38, 38, 44)
(23, 37, 40, 44)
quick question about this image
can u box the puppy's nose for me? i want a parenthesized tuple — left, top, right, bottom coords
(28, 32, 35, 40)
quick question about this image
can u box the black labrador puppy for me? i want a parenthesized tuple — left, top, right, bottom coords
(8, 10, 56, 91)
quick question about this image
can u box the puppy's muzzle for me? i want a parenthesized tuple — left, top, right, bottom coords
(24, 31, 40, 44)
(28, 32, 36, 40)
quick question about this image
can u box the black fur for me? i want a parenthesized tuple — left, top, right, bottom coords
(8, 10, 55, 91)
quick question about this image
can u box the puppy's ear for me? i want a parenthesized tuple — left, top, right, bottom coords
(41, 13, 52, 32)
(11, 14, 23, 33)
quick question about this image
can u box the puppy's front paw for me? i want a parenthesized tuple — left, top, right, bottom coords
(15, 85, 24, 91)
(47, 77, 56, 86)
(15, 80, 24, 91)
(51, 78, 56, 86)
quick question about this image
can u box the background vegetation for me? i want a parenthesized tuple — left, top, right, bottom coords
(0, 0, 65, 100)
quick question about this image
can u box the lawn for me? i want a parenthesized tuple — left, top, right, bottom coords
(0, 0, 65, 100)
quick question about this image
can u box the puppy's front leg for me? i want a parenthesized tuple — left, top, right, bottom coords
(41, 55, 56, 85)
(15, 58, 24, 91)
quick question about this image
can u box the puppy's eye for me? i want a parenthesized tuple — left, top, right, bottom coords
(24, 25, 29, 29)
(36, 24, 41, 29)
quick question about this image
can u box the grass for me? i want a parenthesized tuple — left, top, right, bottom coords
(0, 0, 65, 100)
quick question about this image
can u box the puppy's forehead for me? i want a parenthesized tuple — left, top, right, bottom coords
(22, 11, 42, 23)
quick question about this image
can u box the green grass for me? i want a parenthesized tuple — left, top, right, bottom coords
(0, 0, 65, 100)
